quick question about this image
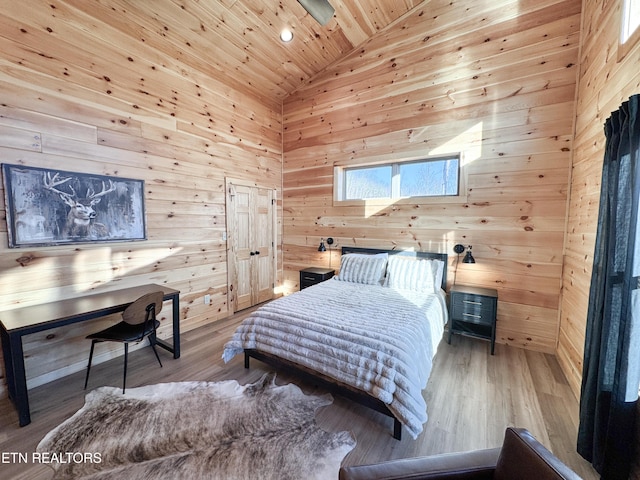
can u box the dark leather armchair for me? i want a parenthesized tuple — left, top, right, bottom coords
(339, 427, 582, 480)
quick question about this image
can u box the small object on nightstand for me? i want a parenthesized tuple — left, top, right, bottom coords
(448, 285, 498, 354)
(299, 267, 335, 289)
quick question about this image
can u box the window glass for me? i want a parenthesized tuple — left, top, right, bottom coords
(622, 0, 640, 44)
(344, 165, 392, 199)
(399, 159, 459, 197)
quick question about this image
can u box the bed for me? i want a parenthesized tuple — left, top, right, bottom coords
(222, 246, 448, 440)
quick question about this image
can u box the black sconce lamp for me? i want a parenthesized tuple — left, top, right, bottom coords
(318, 237, 335, 266)
(463, 245, 475, 264)
(453, 244, 475, 286)
(318, 237, 334, 251)
(454, 244, 475, 263)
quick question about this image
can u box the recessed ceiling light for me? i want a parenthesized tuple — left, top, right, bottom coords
(280, 29, 293, 42)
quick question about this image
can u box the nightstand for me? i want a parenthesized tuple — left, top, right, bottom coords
(448, 285, 498, 354)
(299, 267, 335, 289)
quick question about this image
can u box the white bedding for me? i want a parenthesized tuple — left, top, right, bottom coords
(222, 278, 448, 439)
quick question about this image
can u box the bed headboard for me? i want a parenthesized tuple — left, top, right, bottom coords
(340, 246, 448, 291)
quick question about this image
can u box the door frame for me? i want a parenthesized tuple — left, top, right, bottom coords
(225, 177, 278, 314)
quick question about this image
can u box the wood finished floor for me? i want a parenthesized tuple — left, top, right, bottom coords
(0, 309, 598, 479)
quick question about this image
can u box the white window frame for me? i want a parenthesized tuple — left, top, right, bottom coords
(333, 154, 467, 206)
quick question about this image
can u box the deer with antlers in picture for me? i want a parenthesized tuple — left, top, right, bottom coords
(43, 171, 117, 239)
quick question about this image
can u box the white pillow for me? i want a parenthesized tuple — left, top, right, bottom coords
(432, 259, 445, 291)
(335, 253, 388, 285)
(385, 255, 437, 293)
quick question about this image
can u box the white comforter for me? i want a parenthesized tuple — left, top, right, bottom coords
(222, 278, 447, 439)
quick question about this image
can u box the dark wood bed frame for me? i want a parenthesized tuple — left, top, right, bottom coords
(244, 246, 448, 440)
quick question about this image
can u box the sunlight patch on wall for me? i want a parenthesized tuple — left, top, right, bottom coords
(361, 121, 483, 218)
(362, 198, 397, 218)
(429, 121, 483, 165)
(73, 247, 182, 291)
(443, 230, 459, 253)
(274, 284, 288, 296)
(0, 246, 181, 309)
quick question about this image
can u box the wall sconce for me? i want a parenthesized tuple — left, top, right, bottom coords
(453, 244, 475, 285)
(454, 244, 475, 263)
(463, 245, 475, 264)
(318, 237, 335, 266)
(318, 237, 334, 251)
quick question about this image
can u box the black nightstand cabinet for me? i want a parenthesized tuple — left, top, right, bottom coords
(448, 285, 498, 354)
(299, 267, 335, 289)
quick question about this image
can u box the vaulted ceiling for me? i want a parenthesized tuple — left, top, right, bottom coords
(98, 0, 424, 100)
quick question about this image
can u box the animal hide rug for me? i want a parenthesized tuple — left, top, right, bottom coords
(36, 373, 356, 479)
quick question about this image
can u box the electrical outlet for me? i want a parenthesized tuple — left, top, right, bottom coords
(204, 294, 211, 305)
(222, 231, 227, 241)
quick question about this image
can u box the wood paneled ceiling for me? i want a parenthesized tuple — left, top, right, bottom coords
(84, 0, 423, 101)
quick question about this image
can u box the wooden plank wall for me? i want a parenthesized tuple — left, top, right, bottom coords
(0, 1, 282, 392)
(283, 0, 582, 354)
(558, 0, 640, 399)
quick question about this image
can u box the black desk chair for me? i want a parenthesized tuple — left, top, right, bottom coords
(84, 291, 164, 394)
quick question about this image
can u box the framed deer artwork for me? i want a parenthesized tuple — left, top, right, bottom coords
(1, 164, 146, 248)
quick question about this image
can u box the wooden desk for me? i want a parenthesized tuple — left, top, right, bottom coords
(0, 283, 180, 426)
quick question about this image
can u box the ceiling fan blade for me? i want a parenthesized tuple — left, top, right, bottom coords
(297, 0, 335, 26)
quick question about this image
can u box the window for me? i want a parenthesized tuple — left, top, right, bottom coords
(619, 0, 640, 61)
(621, 0, 640, 44)
(339, 156, 459, 201)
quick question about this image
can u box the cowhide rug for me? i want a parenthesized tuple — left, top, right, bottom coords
(36, 373, 356, 479)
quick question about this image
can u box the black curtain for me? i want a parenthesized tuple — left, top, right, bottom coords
(578, 94, 640, 479)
